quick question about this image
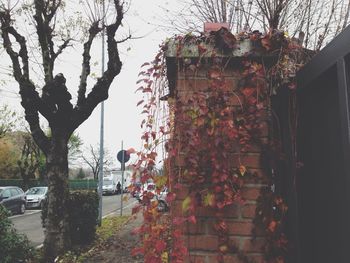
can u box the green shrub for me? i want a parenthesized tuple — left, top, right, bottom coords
(42, 190, 99, 246)
(68, 191, 99, 245)
(0, 204, 35, 263)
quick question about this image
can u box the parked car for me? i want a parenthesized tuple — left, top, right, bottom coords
(102, 179, 118, 195)
(156, 187, 169, 212)
(0, 186, 26, 215)
(25, 186, 48, 209)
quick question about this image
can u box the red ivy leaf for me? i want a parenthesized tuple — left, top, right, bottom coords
(198, 44, 207, 54)
(261, 35, 271, 50)
(173, 229, 182, 239)
(142, 87, 152, 93)
(131, 247, 144, 256)
(188, 215, 196, 224)
(159, 126, 166, 134)
(174, 183, 183, 190)
(127, 148, 136, 154)
(216, 202, 225, 209)
(151, 131, 157, 140)
(155, 240, 167, 253)
(268, 220, 277, 233)
(136, 78, 148, 84)
(136, 100, 144, 106)
(256, 103, 264, 110)
(242, 87, 255, 97)
(132, 204, 142, 215)
(173, 217, 186, 225)
(140, 119, 146, 128)
(135, 86, 144, 92)
(166, 192, 176, 203)
(141, 62, 150, 67)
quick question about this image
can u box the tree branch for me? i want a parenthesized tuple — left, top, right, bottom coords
(70, 0, 124, 133)
(77, 21, 102, 107)
(34, 0, 59, 83)
(52, 38, 73, 61)
(19, 82, 51, 155)
(0, 9, 24, 82)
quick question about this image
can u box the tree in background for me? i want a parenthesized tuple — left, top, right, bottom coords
(0, 104, 18, 138)
(68, 133, 83, 167)
(17, 132, 41, 188)
(0, 139, 18, 179)
(6, 131, 83, 187)
(82, 144, 113, 180)
(76, 168, 86, 179)
(0, 1, 127, 261)
(162, 0, 350, 50)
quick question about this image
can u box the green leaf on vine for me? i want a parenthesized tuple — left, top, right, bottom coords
(155, 175, 167, 189)
(182, 196, 191, 213)
(203, 193, 215, 207)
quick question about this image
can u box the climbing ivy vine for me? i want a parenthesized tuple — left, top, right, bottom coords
(131, 28, 308, 263)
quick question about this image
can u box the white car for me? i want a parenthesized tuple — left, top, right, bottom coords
(25, 186, 48, 209)
(156, 187, 169, 212)
(102, 179, 118, 195)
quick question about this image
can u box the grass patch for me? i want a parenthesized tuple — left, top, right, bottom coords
(96, 216, 130, 241)
(55, 215, 131, 263)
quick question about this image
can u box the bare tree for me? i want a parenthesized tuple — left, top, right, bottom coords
(0, 0, 127, 261)
(82, 144, 113, 180)
(67, 132, 83, 167)
(161, 0, 350, 50)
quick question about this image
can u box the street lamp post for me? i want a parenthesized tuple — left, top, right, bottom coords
(98, 0, 106, 227)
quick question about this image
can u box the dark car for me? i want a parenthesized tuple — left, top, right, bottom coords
(0, 186, 26, 215)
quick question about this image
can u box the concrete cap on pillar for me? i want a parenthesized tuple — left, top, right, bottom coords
(204, 22, 230, 32)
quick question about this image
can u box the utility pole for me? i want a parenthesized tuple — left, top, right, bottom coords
(117, 142, 130, 216)
(98, 0, 106, 226)
(120, 141, 124, 216)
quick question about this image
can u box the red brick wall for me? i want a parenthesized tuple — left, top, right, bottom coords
(170, 66, 269, 263)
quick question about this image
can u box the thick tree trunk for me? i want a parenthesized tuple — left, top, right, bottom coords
(42, 136, 71, 262)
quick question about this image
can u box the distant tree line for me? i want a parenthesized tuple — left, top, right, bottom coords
(0, 104, 114, 186)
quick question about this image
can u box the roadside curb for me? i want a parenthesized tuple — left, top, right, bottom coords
(35, 199, 138, 250)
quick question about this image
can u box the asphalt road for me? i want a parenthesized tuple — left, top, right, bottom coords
(10, 194, 137, 247)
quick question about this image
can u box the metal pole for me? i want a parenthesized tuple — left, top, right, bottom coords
(120, 141, 124, 216)
(98, 0, 106, 226)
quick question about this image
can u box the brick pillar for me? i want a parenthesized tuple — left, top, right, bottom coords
(168, 62, 270, 263)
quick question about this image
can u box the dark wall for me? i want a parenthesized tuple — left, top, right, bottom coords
(297, 66, 350, 263)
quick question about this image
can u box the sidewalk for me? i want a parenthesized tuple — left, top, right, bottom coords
(83, 206, 143, 263)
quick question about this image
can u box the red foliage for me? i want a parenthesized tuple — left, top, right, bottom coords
(133, 30, 303, 263)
